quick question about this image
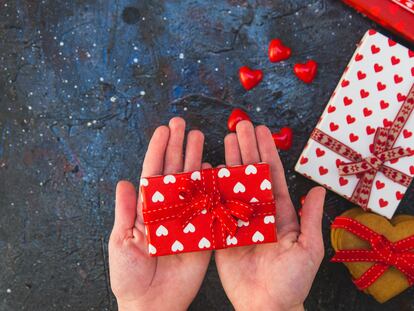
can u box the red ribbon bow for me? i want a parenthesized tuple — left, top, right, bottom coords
(311, 85, 414, 210)
(331, 217, 414, 290)
(142, 168, 275, 249)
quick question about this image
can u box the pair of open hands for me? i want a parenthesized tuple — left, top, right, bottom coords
(108, 117, 326, 311)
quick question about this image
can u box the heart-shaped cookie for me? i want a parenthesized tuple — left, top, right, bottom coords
(331, 208, 414, 303)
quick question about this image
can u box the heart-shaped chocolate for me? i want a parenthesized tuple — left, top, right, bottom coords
(272, 127, 293, 151)
(293, 60, 318, 84)
(331, 208, 414, 303)
(227, 108, 251, 132)
(268, 39, 291, 62)
(239, 66, 263, 90)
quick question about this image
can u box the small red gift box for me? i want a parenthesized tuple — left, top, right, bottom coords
(342, 0, 414, 42)
(140, 163, 277, 256)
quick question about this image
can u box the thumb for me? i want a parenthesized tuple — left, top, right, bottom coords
(298, 187, 326, 254)
(113, 181, 138, 236)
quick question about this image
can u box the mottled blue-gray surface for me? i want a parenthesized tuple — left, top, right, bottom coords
(0, 0, 413, 310)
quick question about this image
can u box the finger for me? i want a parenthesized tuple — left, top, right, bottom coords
(235, 121, 260, 164)
(141, 125, 170, 177)
(255, 125, 299, 234)
(164, 117, 186, 174)
(201, 162, 212, 169)
(299, 187, 326, 259)
(113, 181, 138, 235)
(224, 133, 242, 166)
(184, 130, 204, 172)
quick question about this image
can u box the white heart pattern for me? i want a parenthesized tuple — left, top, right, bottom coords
(183, 222, 195, 233)
(237, 219, 249, 227)
(252, 231, 265, 243)
(245, 164, 257, 175)
(171, 240, 184, 252)
(152, 191, 164, 203)
(226, 235, 238, 246)
(140, 178, 148, 187)
(156, 225, 168, 237)
(198, 237, 211, 249)
(260, 179, 272, 191)
(264, 215, 275, 224)
(148, 244, 157, 255)
(233, 182, 246, 193)
(250, 197, 259, 203)
(218, 167, 230, 178)
(163, 175, 176, 184)
(191, 171, 201, 181)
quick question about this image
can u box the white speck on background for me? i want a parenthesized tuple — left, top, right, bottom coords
(179, 53, 184, 59)
(140, 91, 146, 96)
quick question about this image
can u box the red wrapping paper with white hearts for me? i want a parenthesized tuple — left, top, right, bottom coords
(295, 30, 414, 219)
(140, 163, 277, 256)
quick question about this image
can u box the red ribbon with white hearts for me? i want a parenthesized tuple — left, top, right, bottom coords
(331, 216, 414, 290)
(311, 84, 414, 210)
(142, 167, 276, 249)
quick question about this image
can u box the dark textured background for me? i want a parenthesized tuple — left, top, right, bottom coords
(0, 0, 413, 310)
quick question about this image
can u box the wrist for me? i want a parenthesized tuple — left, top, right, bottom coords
(117, 299, 188, 311)
(235, 302, 304, 311)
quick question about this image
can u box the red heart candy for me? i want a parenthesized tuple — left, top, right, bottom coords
(239, 66, 263, 91)
(268, 39, 291, 62)
(373, 63, 383, 73)
(380, 100, 389, 110)
(375, 180, 385, 189)
(272, 127, 293, 151)
(293, 60, 318, 84)
(319, 166, 328, 175)
(227, 108, 251, 132)
(410, 165, 414, 175)
(379, 198, 388, 208)
(341, 79, 350, 87)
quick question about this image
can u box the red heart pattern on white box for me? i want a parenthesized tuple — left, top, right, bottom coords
(295, 30, 414, 219)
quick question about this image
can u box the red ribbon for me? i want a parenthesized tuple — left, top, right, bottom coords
(142, 168, 275, 249)
(390, 0, 414, 14)
(311, 84, 414, 210)
(331, 216, 414, 290)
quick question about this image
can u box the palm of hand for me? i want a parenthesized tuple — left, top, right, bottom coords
(109, 118, 212, 311)
(215, 121, 325, 311)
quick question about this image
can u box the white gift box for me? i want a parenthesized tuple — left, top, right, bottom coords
(295, 30, 414, 219)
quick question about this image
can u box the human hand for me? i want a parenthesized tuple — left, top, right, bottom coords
(215, 121, 326, 311)
(108, 117, 212, 311)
